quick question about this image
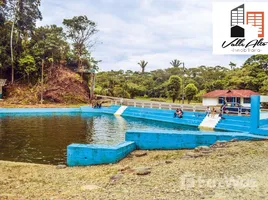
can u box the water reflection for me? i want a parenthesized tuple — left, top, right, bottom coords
(0, 113, 199, 165)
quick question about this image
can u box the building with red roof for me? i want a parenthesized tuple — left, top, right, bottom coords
(202, 90, 259, 106)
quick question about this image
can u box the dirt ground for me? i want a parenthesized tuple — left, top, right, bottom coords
(1, 140, 268, 200)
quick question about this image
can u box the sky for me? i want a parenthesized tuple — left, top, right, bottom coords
(36, 0, 265, 72)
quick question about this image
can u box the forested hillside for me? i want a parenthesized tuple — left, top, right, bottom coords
(0, 0, 98, 103)
(1, 1, 268, 104)
(95, 55, 268, 103)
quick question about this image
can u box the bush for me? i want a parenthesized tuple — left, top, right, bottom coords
(150, 98, 166, 102)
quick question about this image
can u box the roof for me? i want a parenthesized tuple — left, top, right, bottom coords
(202, 90, 259, 98)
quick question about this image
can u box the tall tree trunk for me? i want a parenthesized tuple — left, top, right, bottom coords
(41, 59, 44, 104)
(10, 0, 20, 84)
(10, 19, 15, 84)
(90, 72, 95, 101)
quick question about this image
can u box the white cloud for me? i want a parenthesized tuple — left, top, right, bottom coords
(37, 0, 252, 71)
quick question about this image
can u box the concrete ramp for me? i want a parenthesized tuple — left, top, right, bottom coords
(114, 106, 128, 116)
(199, 114, 221, 129)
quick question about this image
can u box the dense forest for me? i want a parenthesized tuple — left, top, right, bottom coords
(1, 1, 268, 104)
(0, 0, 99, 83)
(95, 55, 268, 103)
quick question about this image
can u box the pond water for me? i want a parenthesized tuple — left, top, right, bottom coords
(0, 113, 201, 165)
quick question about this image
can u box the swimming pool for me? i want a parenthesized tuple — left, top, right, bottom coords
(0, 113, 202, 165)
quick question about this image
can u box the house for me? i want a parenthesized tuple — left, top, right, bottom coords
(202, 90, 259, 107)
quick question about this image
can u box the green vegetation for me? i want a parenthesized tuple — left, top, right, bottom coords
(63, 15, 98, 70)
(1, 1, 268, 104)
(95, 55, 268, 103)
(170, 59, 182, 68)
(167, 75, 182, 103)
(185, 83, 198, 104)
(0, 1, 99, 87)
(137, 60, 148, 73)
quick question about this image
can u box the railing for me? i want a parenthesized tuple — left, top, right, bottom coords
(97, 95, 250, 116)
(97, 95, 205, 111)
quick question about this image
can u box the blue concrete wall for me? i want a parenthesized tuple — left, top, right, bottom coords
(67, 129, 267, 166)
(0, 105, 254, 133)
(260, 119, 268, 127)
(215, 115, 251, 132)
(125, 130, 266, 150)
(122, 107, 206, 127)
(250, 95, 260, 131)
(80, 105, 120, 115)
(0, 108, 81, 114)
(121, 106, 254, 133)
(67, 141, 136, 166)
(248, 95, 268, 136)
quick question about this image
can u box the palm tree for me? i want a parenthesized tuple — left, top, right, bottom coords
(229, 61, 236, 70)
(138, 60, 148, 73)
(170, 59, 181, 68)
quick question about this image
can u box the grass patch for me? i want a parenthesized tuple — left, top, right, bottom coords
(152, 150, 184, 160)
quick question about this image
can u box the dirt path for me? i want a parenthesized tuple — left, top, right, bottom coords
(0, 140, 268, 200)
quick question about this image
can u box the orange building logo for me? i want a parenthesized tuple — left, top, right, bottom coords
(247, 12, 264, 38)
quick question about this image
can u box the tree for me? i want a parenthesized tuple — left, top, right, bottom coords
(63, 15, 98, 69)
(9, 0, 42, 35)
(126, 82, 145, 99)
(0, 0, 6, 25)
(30, 25, 69, 66)
(224, 55, 268, 92)
(244, 54, 268, 66)
(0, 21, 11, 76)
(167, 75, 182, 103)
(229, 61, 236, 69)
(18, 54, 36, 84)
(138, 60, 148, 73)
(260, 79, 268, 94)
(6, 0, 42, 83)
(170, 59, 181, 68)
(185, 83, 198, 104)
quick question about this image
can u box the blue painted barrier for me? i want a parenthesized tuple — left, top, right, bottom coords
(260, 119, 268, 126)
(251, 95, 260, 131)
(67, 129, 267, 166)
(67, 141, 136, 166)
(1, 96, 268, 166)
(0, 108, 81, 114)
(125, 130, 266, 150)
(0, 105, 256, 133)
(80, 105, 120, 115)
(122, 107, 206, 127)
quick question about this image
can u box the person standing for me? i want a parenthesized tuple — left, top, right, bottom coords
(211, 107, 217, 118)
(205, 106, 211, 117)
